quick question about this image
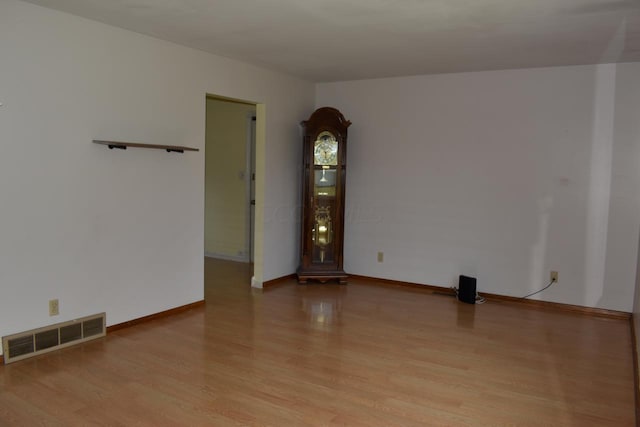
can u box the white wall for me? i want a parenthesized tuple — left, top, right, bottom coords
(317, 62, 640, 311)
(0, 0, 314, 354)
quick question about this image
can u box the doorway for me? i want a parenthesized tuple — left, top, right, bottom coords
(204, 95, 258, 276)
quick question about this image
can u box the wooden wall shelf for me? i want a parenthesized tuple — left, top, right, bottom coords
(93, 140, 199, 153)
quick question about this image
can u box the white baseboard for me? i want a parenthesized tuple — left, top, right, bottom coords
(251, 276, 263, 289)
(204, 252, 249, 263)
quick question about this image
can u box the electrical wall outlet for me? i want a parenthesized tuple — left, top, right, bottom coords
(550, 271, 558, 283)
(49, 299, 59, 316)
(377, 251, 384, 263)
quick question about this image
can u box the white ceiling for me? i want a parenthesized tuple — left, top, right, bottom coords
(22, 0, 640, 82)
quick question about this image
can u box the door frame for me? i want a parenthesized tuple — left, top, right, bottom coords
(245, 112, 256, 263)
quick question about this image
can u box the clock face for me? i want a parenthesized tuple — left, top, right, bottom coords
(314, 131, 338, 166)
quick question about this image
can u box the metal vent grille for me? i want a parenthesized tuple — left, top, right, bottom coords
(2, 313, 106, 364)
(83, 318, 104, 337)
(60, 323, 82, 344)
(7, 335, 33, 358)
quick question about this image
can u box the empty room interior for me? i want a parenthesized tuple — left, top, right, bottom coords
(1, 0, 640, 425)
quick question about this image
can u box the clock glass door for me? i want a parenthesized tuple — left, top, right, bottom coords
(312, 131, 339, 265)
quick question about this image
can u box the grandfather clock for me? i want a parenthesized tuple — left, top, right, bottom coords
(297, 107, 351, 284)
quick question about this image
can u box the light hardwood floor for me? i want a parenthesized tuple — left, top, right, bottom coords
(0, 258, 635, 426)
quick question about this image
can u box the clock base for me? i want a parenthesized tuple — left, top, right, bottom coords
(297, 269, 348, 285)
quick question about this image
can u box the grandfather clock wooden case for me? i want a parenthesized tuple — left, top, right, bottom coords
(297, 107, 351, 284)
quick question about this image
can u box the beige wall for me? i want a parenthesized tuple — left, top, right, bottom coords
(205, 99, 256, 260)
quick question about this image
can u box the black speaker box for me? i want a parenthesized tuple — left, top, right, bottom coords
(458, 275, 477, 304)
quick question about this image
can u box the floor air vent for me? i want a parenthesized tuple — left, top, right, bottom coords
(2, 313, 106, 364)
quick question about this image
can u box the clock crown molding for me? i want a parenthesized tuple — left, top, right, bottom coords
(301, 107, 352, 134)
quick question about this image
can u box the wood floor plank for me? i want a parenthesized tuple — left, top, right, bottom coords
(0, 258, 635, 426)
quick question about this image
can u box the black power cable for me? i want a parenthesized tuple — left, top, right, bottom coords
(521, 279, 555, 299)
